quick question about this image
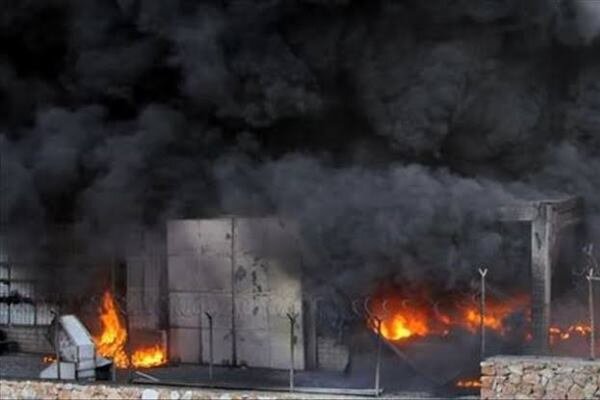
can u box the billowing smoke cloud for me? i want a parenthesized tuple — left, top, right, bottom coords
(215, 155, 532, 294)
(1, 0, 600, 293)
(574, 0, 600, 41)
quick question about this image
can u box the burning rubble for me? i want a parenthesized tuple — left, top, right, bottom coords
(368, 286, 593, 349)
(549, 324, 593, 345)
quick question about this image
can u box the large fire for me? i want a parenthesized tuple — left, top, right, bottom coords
(369, 288, 592, 347)
(94, 291, 167, 368)
(460, 294, 530, 336)
(380, 309, 431, 341)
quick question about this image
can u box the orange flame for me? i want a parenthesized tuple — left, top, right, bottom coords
(94, 291, 166, 368)
(380, 311, 430, 340)
(132, 345, 167, 368)
(42, 355, 56, 364)
(94, 291, 129, 367)
(370, 290, 530, 341)
(456, 378, 481, 388)
(549, 323, 592, 345)
(369, 291, 454, 341)
(369, 288, 592, 347)
(461, 295, 530, 335)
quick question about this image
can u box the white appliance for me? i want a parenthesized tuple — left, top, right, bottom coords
(40, 315, 112, 380)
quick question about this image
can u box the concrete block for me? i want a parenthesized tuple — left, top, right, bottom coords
(169, 327, 201, 364)
(266, 258, 301, 298)
(236, 328, 271, 367)
(168, 219, 232, 256)
(234, 294, 269, 330)
(200, 327, 234, 366)
(168, 252, 230, 292)
(269, 337, 304, 370)
(233, 254, 269, 295)
(200, 293, 233, 330)
(168, 292, 203, 328)
(167, 217, 305, 370)
(233, 218, 266, 255)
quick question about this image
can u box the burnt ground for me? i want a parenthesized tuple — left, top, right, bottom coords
(0, 353, 47, 379)
(0, 352, 479, 399)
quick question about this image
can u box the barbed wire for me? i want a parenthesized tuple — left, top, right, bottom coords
(572, 243, 599, 296)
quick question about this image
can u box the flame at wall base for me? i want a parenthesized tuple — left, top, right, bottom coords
(456, 378, 482, 389)
(93, 291, 166, 368)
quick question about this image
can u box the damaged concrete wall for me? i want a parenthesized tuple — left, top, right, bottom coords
(125, 228, 166, 332)
(167, 217, 304, 369)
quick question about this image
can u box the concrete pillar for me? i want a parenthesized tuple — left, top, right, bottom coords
(530, 204, 556, 353)
(499, 197, 582, 354)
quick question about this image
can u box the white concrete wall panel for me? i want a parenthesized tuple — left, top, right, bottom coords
(169, 327, 201, 363)
(126, 229, 165, 330)
(233, 253, 270, 294)
(168, 292, 203, 328)
(234, 294, 269, 330)
(167, 217, 304, 369)
(168, 253, 230, 292)
(200, 326, 234, 366)
(236, 328, 271, 367)
(168, 219, 232, 256)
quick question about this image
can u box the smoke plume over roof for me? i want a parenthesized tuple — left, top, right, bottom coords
(1, 0, 600, 290)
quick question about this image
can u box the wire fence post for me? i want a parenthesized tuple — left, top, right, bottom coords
(33, 282, 38, 327)
(479, 268, 488, 361)
(51, 310, 61, 380)
(286, 311, 298, 393)
(205, 312, 214, 380)
(121, 298, 133, 383)
(587, 269, 598, 360)
(360, 297, 386, 397)
(7, 263, 11, 326)
(374, 316, 383, 397)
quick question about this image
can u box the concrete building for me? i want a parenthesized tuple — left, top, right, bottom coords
(0, 197, 585, 366)
(0, 218, 349, 371)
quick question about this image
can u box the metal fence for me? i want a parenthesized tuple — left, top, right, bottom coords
(0, 262, 55, 326)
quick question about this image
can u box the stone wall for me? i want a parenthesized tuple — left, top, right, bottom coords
(481, 356, 600, 399)
(0, 379, 357, 399)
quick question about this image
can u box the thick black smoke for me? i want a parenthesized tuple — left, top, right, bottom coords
(1, 0, 600, 292)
